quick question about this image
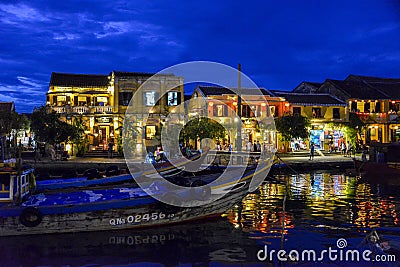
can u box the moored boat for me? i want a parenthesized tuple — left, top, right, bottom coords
(353, 143, 400, 184)
(0, 159, 273, 236)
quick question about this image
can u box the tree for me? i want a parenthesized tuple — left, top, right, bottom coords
(179, 117, 226, 149)
(30, 106, 78, 145)
(344, 112, 365, 147)
(0, 109, 29, 159)
(275, 112, 310, 142)
(71, 117, 88, 156)
(0, 110, 21, 137)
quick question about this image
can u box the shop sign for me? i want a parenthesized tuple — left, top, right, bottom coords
(96, 117, 112, 123)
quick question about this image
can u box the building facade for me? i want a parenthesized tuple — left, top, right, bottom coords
(47, 71, 183, 155)
(273, 92, 348, 150)
(189, 86, 286, 151)
(298, 75, 400, 144)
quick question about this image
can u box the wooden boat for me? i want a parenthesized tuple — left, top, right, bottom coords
(353, 143, 400, 184)
(0, 156, 273, 236)
(35, 153, 225, 192)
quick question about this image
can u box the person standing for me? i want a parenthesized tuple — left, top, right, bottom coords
(108, 141, 114, 158)
(309, 143, 315, 160)
(256, 141, 261, 152)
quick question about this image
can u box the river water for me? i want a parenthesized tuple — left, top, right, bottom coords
(2, 172, 400, 267)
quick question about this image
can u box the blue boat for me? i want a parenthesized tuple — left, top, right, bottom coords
(35, 152, 225, 192)
(0, 158, 273, 236)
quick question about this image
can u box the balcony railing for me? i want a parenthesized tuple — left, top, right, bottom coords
(95, 106, 113, 113)
(72, 106, 89, 114)
(52, 107, 66, 113)
(50, 106, 113, 114)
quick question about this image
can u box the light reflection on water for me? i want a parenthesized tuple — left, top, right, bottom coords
(2, 172, 400, 266)
(226, 172, 400, 232)
(224, 172, 400, 265)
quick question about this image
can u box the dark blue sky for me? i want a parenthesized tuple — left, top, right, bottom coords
(1, 0, 400, 112)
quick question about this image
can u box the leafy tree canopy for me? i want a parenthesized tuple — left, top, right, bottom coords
(180, 117, 226, 145)
(275, 112, 310, 141)
(0, 110, 28, 137)
(30, 106, 79, 145)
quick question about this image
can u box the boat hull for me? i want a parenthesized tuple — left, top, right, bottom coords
(354, 159, 400, 184)
(0, 184, 248, 236)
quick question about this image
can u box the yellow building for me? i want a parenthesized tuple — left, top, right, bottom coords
(47, 71, 183, 155)
(189, 86, 285, 151)
(312, 75, 400, 144)
(273, 92, 348, 150)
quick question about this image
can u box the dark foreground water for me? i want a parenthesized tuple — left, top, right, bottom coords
(2, 172, 400, 267)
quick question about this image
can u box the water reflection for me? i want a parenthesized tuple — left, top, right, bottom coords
(2, 172, 400, 266)
(226, 172, 400, 234)
(0, 219, 263, 267)
(225, 172, 400, 266)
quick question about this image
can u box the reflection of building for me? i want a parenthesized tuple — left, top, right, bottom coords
(273, 92, 348, 150)
(189, 86, 285, 150)
(47, 71, 183, 154)
(294, 75, 400, 144)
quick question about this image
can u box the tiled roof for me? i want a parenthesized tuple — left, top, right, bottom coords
(292, 81, 323, 93)
(323, 79, 389, 99)
(0, 102, 15, 112)
(345, 74, 400, 99)
(50, 72, 109, 87)
(305, 82, 323, 88)
(112, 71, 156, 77)
(196, 86, 276, 97)
(112, 71, 176, 77)
(274, 91, 346, 106)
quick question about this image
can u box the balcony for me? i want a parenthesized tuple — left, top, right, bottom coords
(94, 106, 113, 113)
(72, 106, 89, 114)
(52, 107, 66, 113)
(50, 106, 113, 114)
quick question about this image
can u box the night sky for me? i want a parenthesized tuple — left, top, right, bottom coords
(1, 0, 400, 112)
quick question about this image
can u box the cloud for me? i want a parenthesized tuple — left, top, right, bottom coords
(94, 21, 162, 39)
(0, 76, 47, 112)
(0, 3, 49, 24)
(53, 33, 80, 41)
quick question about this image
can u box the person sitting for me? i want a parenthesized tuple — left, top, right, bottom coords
(154, 146, 164, 162)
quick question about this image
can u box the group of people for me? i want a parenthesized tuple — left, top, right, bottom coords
(50, 143, 69, 161)
(215, 142, 233, 151)
(246, 140, 262, 152)
(340, 141, 353, 157)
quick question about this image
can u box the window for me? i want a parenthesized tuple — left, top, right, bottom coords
(333, 108, 340, 119)
(251, 105, 259, 117)
(293, 107, 301, 115)
(77, 96, 88, 106)
(356, 102, 364, 112)
(119, 92, 133, 106)
(312, 107, 322, 118)
(270, 106, 276, 117)
(241, 105, 256, 117)
(364, 102, 370, 112)
(213, 105, 227, 117)
(217, 105, 223, 116)
(145, 126, 157, 140)
(375, 101, 381, 113)
(167, 91, 180, 106)
(144, 92, 157, 106)
(351, 101, 357, 112)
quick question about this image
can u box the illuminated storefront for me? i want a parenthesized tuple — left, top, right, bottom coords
(273, 92, 348, 150)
